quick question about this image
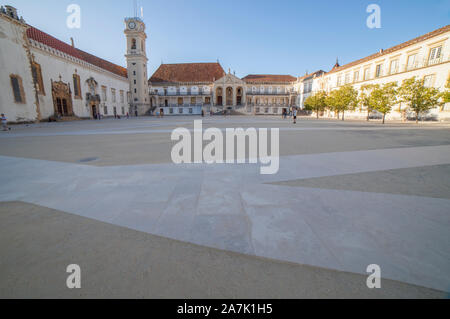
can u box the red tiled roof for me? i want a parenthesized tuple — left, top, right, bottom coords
(242, 74, 297, 83)
(76, 49, 128, 78)
(298, 70, 326, 81)
(149, 63, 225, 83)
(327, 24, 450, 75)
(26, 26, 128, 78)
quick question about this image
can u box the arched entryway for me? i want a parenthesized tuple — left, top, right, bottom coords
(89, 102, 98, 118)
(226, 87, 233, 106)
(236, 87, 243, 106)
(51, 78, 73, 117)
(216, 87, 223, 106)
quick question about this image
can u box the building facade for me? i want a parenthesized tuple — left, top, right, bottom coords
(149, 65, 299, 116)
(296, 70, 326, 109)
(0, 5, 130, 123)
(1, 5, 448, 122)
(310, 25, 450, 121)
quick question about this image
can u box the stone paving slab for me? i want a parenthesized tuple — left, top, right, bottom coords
(1, 143, 450, 292)
(1, 202, 444, 299)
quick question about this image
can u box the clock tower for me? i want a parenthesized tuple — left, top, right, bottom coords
(124, 17, 150, 116)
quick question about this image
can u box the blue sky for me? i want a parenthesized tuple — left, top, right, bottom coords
(6, 0, 450, 78)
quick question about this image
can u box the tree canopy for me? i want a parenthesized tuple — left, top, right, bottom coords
(398, 77, 443, 123)
(304, 90, 328, 119)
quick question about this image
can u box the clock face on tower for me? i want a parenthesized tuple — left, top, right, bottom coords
(128, 21, 136, 29)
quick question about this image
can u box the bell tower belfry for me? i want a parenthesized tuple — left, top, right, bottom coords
(124, 16, 150, 116)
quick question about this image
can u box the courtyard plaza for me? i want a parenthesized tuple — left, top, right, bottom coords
(0, 116, 449, 298)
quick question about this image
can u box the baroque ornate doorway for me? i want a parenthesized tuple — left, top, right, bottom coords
(51, 77, 73, 117)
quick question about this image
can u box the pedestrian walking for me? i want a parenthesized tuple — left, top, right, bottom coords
(1, 114, 9, 131)
(293, 108, 298, 124)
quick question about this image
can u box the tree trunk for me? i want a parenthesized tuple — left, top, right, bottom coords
(342, 111, 345, 121)
(382, 114, 386, 124)
(316, 108, 319, 119)
(367, 110, 370, 122)
(416, 111, 419, 124)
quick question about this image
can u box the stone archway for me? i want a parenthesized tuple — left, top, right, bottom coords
(226, 87, 233, 106)
(51, 77, 73, 117)
(216, 87, 223, 106)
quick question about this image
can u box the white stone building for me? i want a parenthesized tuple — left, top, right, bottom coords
(296, 70, 326, 109)
(312, 25, 450, 121)
(0, 5, 130, 123)
(1, 4, 448, 122)
(149, 64, 299, 116)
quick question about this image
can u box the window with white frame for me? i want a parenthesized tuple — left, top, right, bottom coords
(364, 68, 370, 80)
(101, 86, 107, 101)
(390, 59, 399, 74)
(423, 74, 435, 88)
(407, 53, 417, 70)
(353, 71, 359, 82)
(345, 73, 351, 84)
(375, 64, 383, 78)
(428, 46, 442, 64)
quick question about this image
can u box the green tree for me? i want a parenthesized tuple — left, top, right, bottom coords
(444, 76, 450, 105)
(325, 90, 339, 119)
(369, 82, 398, 124)
(333, 85, 359, 121)
(399, 77, 443, 123)
(359, 84, 378, 122)
(304, 90, 328, 119)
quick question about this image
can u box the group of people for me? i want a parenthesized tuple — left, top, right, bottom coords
(282, 108, 298, 124)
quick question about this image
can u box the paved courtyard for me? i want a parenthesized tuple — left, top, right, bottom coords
(1, 116, 449, 298)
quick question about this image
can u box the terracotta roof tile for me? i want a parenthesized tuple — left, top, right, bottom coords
(149, 63, 225, 83)
(76, 48, 128, 78)
(327, 24, 450, 75)
(242, 74, 297, 83)
(26, 26, 128, 78)
(298, 70, 326, 81)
